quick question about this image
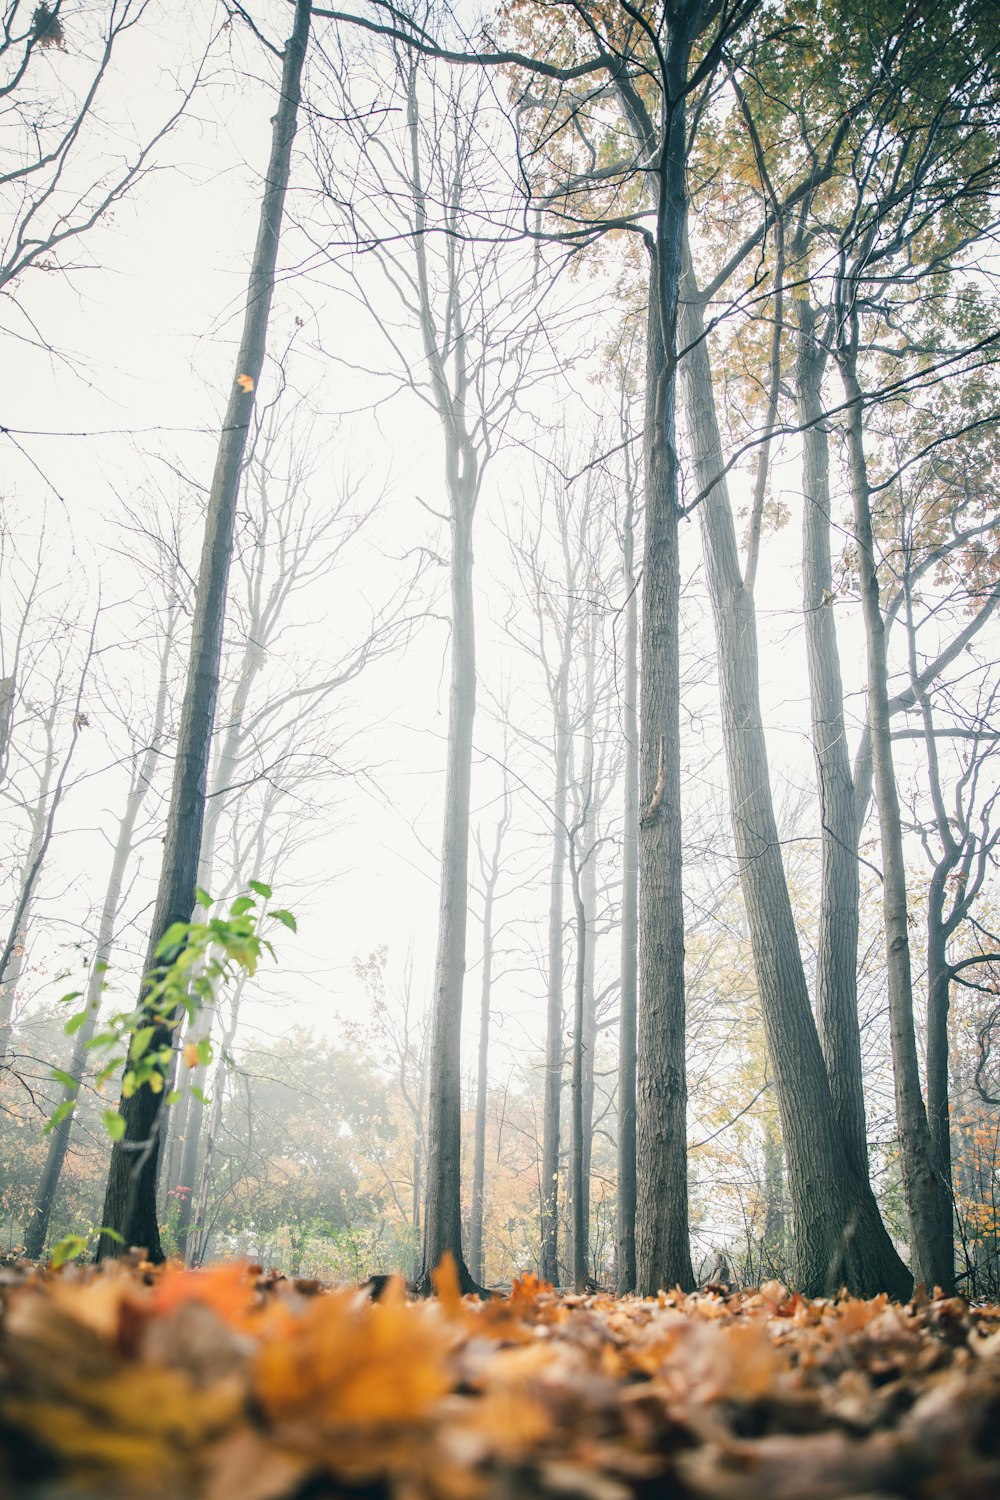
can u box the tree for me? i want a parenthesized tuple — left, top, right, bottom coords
(97, 0, 313, 1260)
(311, 8, 553, 1290)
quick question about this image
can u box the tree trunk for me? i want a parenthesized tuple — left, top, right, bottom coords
(568, 835, 588, 1292)
(681, 268, 911, 1299)
(616, 460, 639, 1294)
(421, 495, 478, 1289)
(469, 805, 507, 1285)
(541, 717, 569, 1283)
(926, 877, 953, 1190)
(634, 9, 697, 1295)
(579, 835, 597, 1282)
(795, 296, 869, 1181)
(839, 338, 954, 1293)
(97, 0, 312, 1261)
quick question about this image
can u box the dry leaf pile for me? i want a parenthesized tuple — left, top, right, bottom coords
(2, 1257, 1000, 1499)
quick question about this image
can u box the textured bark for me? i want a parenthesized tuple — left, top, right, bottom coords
(681, 271, 911, 1299)
(839, 341, 954, 1293)
(421, 495, 477, 1288)
(98, 0, 312, 1261)
(616, 461, 639, 1294)
(634, 6, 698, 1296)
(795, 297, 868, 1182)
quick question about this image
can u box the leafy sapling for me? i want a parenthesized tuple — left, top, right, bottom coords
(47, 882, 296, 1142)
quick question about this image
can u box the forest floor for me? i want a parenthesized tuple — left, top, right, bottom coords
(1, 1256, 999, 1499)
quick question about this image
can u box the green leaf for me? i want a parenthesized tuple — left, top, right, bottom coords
(248, 879, 272, 899)
(51, 1068, 78, 1090)
(165, 1089, 181, 1106)
(155, 922, 190, 958)
(58, 989, 84, 1006)
(194, 885, 214, 909)
(43, 1099, 76, 1134)
(229, 895, 255, 917)
(64, 1011, 88, 1036)
(270, 909, 297, 933)
(98, 1226, 125, 1245)
(130, 1025, 155, 1061)
(50, 1234, 88, 1269)
(102, 1110, 127, 1142)
(191, 1086, 210, 1106)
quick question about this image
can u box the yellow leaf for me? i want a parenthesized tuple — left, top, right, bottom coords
(183, 1042, 199, 1069)
(236, 373, 254, 393)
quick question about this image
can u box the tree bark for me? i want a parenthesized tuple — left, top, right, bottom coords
(794, 295, 869, 1181)
(421, 493, 478, 1288)
(568, 831, 588, 1292)
(681, 267, 911, 1298)
(634, 5, 698, 1296)
(541, 714, 570, 1283)
(616, 452, 639, 1294)
(839, 336, 954, 1293)
(469, 803, 507, 1285)
(97, 0, 312, 1261)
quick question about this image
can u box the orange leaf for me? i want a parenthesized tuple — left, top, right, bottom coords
(183, 1042, 199, 1070)
(236, 373, 254, 393)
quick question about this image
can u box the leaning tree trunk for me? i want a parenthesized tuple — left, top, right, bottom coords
(839, 337, 954, 1293)
(681, 268, 911, 1299)
(97, 0, 312, 1261)
(634, 11, 697, 1296)
(795, 296, 869, 1181)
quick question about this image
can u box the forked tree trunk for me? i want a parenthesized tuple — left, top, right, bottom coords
(680, 269, 911, 1299)
(839, 337, 954, 1293)
(794, 296, 869, 1181)
(97, 0, 312, 1260)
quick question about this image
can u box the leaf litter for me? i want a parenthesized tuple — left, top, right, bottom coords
(1, 1255, 999, 1499)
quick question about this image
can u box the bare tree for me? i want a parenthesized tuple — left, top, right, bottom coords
(311, 10, 553, 1290)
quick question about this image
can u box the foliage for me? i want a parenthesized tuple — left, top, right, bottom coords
(50, 885, 294, 1140)
(2, 1262, 1000, 1498)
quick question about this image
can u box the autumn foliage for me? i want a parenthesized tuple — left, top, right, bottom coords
(2, 1257, 1000, 1498)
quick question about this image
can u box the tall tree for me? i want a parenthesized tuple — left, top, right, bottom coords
(312, 11, 552, 1289)
(97, 0, 313, 1260)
